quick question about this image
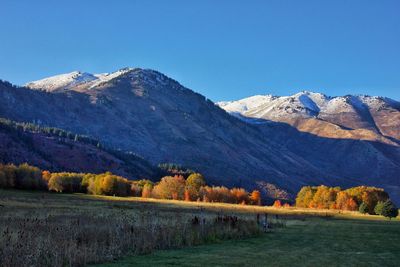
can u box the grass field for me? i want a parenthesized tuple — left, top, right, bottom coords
(0, 189, 261, 266)
(1, 189, 399, 267)
(97, 217, 400, 267)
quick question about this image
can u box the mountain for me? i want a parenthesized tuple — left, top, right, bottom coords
(1, 70, 399, 204)
(218, 91, 400, 203)
(26, 68, 134, 92)
(217, 91, 400, 142)
(1, 70, 322, 190)
(0, 118, 159, 179)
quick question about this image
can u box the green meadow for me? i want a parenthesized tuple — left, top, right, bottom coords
(98, 217, 400, 267)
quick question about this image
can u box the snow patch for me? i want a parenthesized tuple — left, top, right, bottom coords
(25, 68, 134, 91)
(217, 91, 398, 122)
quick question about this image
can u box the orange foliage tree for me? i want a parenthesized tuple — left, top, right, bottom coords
(152, 175, 186, 200)
(273, 200, 282, 208)
(250, 190, 262, 206)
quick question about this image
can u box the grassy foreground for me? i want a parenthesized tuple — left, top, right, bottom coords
(98, 217, 400, 267)
(1, 189, 399, 267)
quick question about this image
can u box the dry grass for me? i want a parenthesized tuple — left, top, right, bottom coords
(0, 189, 397, 267)
(82, 193, 399, 221)
(0, 189, 262, 267)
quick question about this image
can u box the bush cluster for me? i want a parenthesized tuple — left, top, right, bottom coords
(0, 163, 47, 190)
(295, 185, 397, 218)
(0, 163, 262, 205)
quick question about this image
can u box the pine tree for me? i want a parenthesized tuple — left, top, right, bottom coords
(359, 202, 368, 214)
(380, 200, 399, 219)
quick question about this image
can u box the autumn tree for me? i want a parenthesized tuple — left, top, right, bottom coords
(48, 172, 85, 193)
(15, 163, 46, 190)
(152, 175, 186, 200)
(185, 173, 206, 201)
(273, 200, 282, 208)
(295, 186, 316, 208)
(295, 185, 390, 212)
(199, 186, 235, 203)
(335, 191, 352, 210)
(130, 183, 142, 197)
(250, 190, 262, 206)
(184, 189, 190, 201)
(359, 202, 368, 214)
(231, 188, 249, 204)
(141, 183, 153, 198)
(42, 170, 52, 183)
(0, 164, 16, 188)
(87, 172, 131, 196)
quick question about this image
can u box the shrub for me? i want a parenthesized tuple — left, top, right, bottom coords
(130, 183, 142, 197)
(273, 200, 282, 208)
(15, 163, 46, 190)
(87, 172, 131, 197)
(141, 183, 153, 198)
(152, 175, 186, 200)
(200, 186, 234, 203)
(374, 201, 385, 215)
(231, 188, 249, 204)
(185, 173, 206, 201)
(48, 172, 85, 193)
(295, 185, 390, 212)
(0, 164, 17, 188)
(295, 186, 316, 208)
(359, 202, 368, 214)
(379, 200, 399, 219)
(250, 190, 261, 205)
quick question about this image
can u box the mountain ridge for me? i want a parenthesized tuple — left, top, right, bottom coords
(1, 68, 399, 204)
(217, 91, 400, 142)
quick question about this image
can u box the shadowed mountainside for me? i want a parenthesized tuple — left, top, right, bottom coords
(0, 69, 399, 203)
(0, 118, 160, 179)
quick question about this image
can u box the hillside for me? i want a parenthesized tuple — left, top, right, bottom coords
(1, 70, 399, 204)
(0, 118, 159, 179)
(217, 91, 400, 142)
(0, 71, 328, 191)
(218, 92, 400, 203)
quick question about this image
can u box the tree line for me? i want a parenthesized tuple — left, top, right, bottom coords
(1, 162, 397, 217)
(0, 163, 261, 205)
(295, 185, 398, 218)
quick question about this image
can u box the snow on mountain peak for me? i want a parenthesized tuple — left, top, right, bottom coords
(25, 68, 135, 91)
(25, 71, 97, 91)
(217, 91, 398, 123)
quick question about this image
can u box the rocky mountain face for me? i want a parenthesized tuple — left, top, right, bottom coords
(218, 92, 400, 203)
(217, 91, 400, 142)
(1, 70, 399, 204)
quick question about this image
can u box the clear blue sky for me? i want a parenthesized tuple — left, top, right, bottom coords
(1, 0, 399, 101)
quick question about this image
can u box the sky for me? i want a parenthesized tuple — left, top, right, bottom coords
(0, 0, 399, 101)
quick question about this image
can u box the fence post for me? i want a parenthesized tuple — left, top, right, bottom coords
(263, 213, 268, 232)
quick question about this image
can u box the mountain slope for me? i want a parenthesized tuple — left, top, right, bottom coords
(217, 91, 400, 142)
(0, 73, 336, 191)
(0, 118, 159, 179)
(1, 71, 399, 204)
(218, 91, 400, 203)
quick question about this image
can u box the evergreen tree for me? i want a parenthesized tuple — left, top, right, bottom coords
(359, 202, 368, 214)
(380, 200, 399, 219)
(374, 201, 385, 215)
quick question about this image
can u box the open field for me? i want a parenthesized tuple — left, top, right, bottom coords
(98, 217, 400, 267)
(1, 189, 399, 267)
(0, 189, 262, 266)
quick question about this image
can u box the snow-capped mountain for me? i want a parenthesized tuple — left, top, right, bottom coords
(25, 68, 134, 92)
(1, 68, 400, 204)
(217, 91, 398, 120)
(217, 91, 400, 140)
